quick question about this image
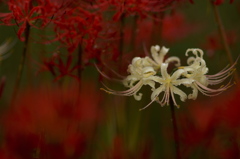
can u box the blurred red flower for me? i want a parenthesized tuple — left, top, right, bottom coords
(38, 52, 81, 82)
(0, 0, 69, 41)
(102, 136, 152, 159)
(179, 87, 240, 158)
(108, 0, 175, 21)
(189, 0, 234, 5)
(213, 0, 235, 5)
(162, 12, 199, 43)
(52, 5, 103, 53)
(0, 82, 102, 158)
(202, 30, 237, 58)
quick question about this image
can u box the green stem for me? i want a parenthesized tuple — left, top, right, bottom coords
(12, 23, 30, 100)
(212, 3, 239, 83)
(170, 97, 181, 159)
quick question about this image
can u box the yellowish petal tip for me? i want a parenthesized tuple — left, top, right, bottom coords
(178, 66, 185, 69)
(100, 88, 112, 94)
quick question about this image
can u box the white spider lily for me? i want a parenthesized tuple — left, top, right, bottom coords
(181, 48, 235, 100)
(148, 45, 181, 70)
(100, 45, 237, 110)
(102, 57, 157, 101)
(140, 63, 193, 110)
(123, 57, 156, 87)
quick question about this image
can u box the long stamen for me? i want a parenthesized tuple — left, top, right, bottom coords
(103, 62, 126, 79)
(194, 80, 233, 97)
(101, 80, 143, 96)
(139, 97, 157, 111)
(170, 89, 179, 108)
(94, 63, 122, 82)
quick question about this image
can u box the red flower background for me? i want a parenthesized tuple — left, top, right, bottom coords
(0, 0, 239, 158)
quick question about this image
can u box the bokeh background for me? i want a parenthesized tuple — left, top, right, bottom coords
(0, 0, 239, 158)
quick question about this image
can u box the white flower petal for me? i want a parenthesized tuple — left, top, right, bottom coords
(173, 78, 194, 85)
(171, 69, 184, 81)
(151, 46, 160, 64)
(151, 85, 165, 100)
(142, 67, 156, 78)
(165, 56, 181, 66)
(132, 57, 141, 65)
(143, 80, 155, 89)
(154, 45, 160, 51)
(134, 93, 143, 101)
(161, 63, 169, 79)
(187, 57, 195, 65)
(188, 85, 198, 100)
(172, 86, 187, 102)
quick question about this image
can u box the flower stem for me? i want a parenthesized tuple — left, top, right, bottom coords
(130, 15, 138, 55)
(12, 23, 30, 100)
(119, 13, 125, 71)
(78, 44, 82, 90)
(212, 3, 239, 83)
(170, 97, 181, 159)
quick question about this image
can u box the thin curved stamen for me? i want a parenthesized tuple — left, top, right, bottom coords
(101, 80, 143, 96)
(103, 62, 126, 79)
(139, 97, 157, 111)
(194, 80, 233, 96)
(94, 63, 122, 82)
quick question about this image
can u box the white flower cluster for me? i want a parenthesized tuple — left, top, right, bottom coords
(102, 45, 236, 110)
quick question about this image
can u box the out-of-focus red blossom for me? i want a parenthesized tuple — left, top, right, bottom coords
(0, 83, 102, 159)
(0, 0, 72, 41)
(179, 87, 240, 158)
(213, 0, 235, 5)
(202, 31, 237, 58)
(0, 76, 6, 99)
(38, 53, 80, 82)
(208, 135, 239, 159)
(104, 0, 175, 21)
(162, 12, 199, 43)
(52, 5, 103, 53)
(189, 0, 234, 5)
(102, 136, 152, 159)
(132, 19, 154, 51)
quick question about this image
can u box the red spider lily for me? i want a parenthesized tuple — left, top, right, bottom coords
(101, 136, 152, 159)
(0, 0, 74, 41)
(102, 0, 176, 21)
(0, 76, 6, 99)
(202, 30, 237, 58)
(213, 0, 235, 5)
(0, 0, 46, 41)
(190, 0, 234, 5)
(179, 87, 240, 158)
(52, 54, 80, 81)
(162, 12, 199, 43)
(38, 53, 80, 82)
(52, 5, 103, 53)
(1, 82, 102, 158)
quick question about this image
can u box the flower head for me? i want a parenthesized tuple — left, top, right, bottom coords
(141, 63, 192, 110)
(100, 45, 236, 110)
(180, 48, 236, 100)
(149, 45, 180, 70)
(102, 56, 157, 101)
